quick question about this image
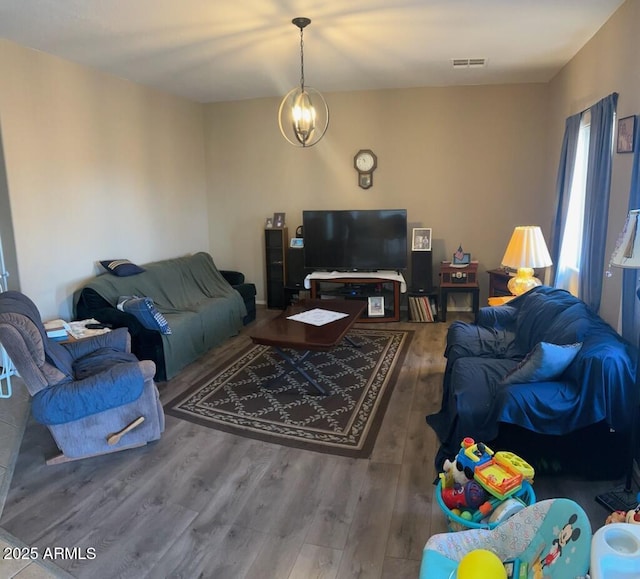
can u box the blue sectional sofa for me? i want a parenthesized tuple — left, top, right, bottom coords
(426, 286, 637, 475)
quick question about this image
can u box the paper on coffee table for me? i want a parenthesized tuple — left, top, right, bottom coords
(287, 308, 349, 326)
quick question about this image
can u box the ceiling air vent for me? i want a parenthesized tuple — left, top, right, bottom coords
(452, 58, 487, 69)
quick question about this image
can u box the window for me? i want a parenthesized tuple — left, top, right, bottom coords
(556, 112, 590, 295)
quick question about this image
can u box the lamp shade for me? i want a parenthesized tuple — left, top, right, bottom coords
(501, 226, 553, 270)
(501, 226, 552, 296)
(610, 209, 640, 268)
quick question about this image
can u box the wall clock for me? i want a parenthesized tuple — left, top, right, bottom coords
(354, 149, 377, 189)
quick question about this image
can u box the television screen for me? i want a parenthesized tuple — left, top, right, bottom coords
(302, 209, 408, 271)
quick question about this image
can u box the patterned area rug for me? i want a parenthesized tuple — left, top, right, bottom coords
(165, 327, 412, 457)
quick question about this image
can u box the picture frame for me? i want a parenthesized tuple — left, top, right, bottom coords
(452, 252, 471, 265)
(273, 212, 286, 228)
(265, 217, 273, 229)
(367, 296, 385, 317)
(617, 115, 636, 154)
(290, 237, 304, 248)
(411, 227, 432, 251)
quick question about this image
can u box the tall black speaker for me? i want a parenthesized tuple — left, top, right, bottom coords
(286, 247, 306, 288)
(411, 251, 433, 292)
(265, 227, 287, 308)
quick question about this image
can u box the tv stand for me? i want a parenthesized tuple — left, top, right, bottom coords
(305, 271, 406, 322)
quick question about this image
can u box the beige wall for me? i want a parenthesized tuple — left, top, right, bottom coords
(0, 39, 210, 320)
(0, 125, 19, 291)
(547, 0, 640, 328)
(205, 84, 551, 304)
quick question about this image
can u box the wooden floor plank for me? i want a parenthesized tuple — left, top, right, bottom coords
(232, 446, 338, 537)
(369, 365, 416, 465)
(144, 523, 267, 579)
(243, 531, 306, 579)
(288, 543, 342, 579)
(386, 411, 437, 560)
(304, 457, 369, 551)
(335, 462, 400, 579)
(57, 484, 199, 578)
(381, 556, 422, 579)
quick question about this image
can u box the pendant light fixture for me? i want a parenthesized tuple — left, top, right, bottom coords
(278, 17, 329, 147)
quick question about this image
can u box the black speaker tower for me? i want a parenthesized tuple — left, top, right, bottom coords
(411, 251, 433, 292)
(286, 247, 307, 288)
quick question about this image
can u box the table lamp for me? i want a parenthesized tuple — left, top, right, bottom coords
(596, 209, 640, 512)
(501, 226, 553, 296)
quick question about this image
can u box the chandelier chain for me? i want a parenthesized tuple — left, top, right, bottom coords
(299, 27, 305, 92)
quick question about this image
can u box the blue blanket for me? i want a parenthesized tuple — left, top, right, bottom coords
(427, 286, 637, 466)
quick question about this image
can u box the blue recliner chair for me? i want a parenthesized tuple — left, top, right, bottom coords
(0, 291, 164, 462)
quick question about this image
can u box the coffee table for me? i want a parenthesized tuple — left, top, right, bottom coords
(249, 299, 366, 395)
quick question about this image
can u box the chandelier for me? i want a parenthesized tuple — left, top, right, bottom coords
(278, 17, 329, 147)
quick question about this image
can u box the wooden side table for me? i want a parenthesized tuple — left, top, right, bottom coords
(487, 267, 545, 299)
(439, 263, 480, 322)
(439, 286, 480, 322)
(487, 268, 512, 297)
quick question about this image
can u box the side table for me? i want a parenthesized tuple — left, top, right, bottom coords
(439, 285, 480, 322)
(45, 318, 111, 343)
(487, 268, 512, 297)
(439, 263, 480, 322)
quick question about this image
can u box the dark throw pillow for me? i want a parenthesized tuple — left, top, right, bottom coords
(117, 296, 172, 334)
(501, 341, 582, 385)
(100, 259, 145, 277)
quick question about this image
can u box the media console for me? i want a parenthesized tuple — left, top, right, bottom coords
(304, 271, 406, 322)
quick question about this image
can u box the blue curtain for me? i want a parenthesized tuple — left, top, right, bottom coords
(551, 114, 581, 285)
(622, 115, 640, 343)
(579, 92, 618, 313)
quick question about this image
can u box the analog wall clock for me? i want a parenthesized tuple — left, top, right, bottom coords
(354, 149, 377, 189)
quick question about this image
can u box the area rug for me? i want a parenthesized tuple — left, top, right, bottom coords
(165, 328, 413, 458)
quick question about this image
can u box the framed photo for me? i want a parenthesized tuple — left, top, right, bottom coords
(412, 228, 432, 251)
(453, 252, 471, 265)
(273, 212, 286, 228)
(290, 237, 304, 248)
(617, 115, 636, 153)
(367, 296, 385, 317)
(265, 217, 273, 229)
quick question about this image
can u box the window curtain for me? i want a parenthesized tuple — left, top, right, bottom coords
(551, 114, 581, 285)
(579, 92, 618, 313)
(622, 115, 640, 343)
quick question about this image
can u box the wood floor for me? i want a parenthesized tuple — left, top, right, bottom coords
(0, 307, 623, 579)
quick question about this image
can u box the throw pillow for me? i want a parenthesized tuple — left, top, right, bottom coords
(100, 259, 145, 277)
(117, 296, 172, 334)
(501, 341, 582, 385)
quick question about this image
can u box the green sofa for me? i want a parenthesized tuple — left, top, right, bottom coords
(75, 252, 249, 381)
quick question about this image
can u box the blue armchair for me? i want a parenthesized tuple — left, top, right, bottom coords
(0, 291, 164, 463)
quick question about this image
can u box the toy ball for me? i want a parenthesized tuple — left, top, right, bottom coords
(456, 549, 506, 579)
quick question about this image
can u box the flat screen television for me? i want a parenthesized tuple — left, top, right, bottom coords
(302, 209, 408, 271)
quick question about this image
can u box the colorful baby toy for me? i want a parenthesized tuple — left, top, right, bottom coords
(438, 437, 536, 530)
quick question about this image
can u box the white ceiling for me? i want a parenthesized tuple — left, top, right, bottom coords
(0, 0, 625, 104)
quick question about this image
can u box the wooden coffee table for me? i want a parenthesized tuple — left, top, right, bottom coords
(249, 299, 366, 395)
